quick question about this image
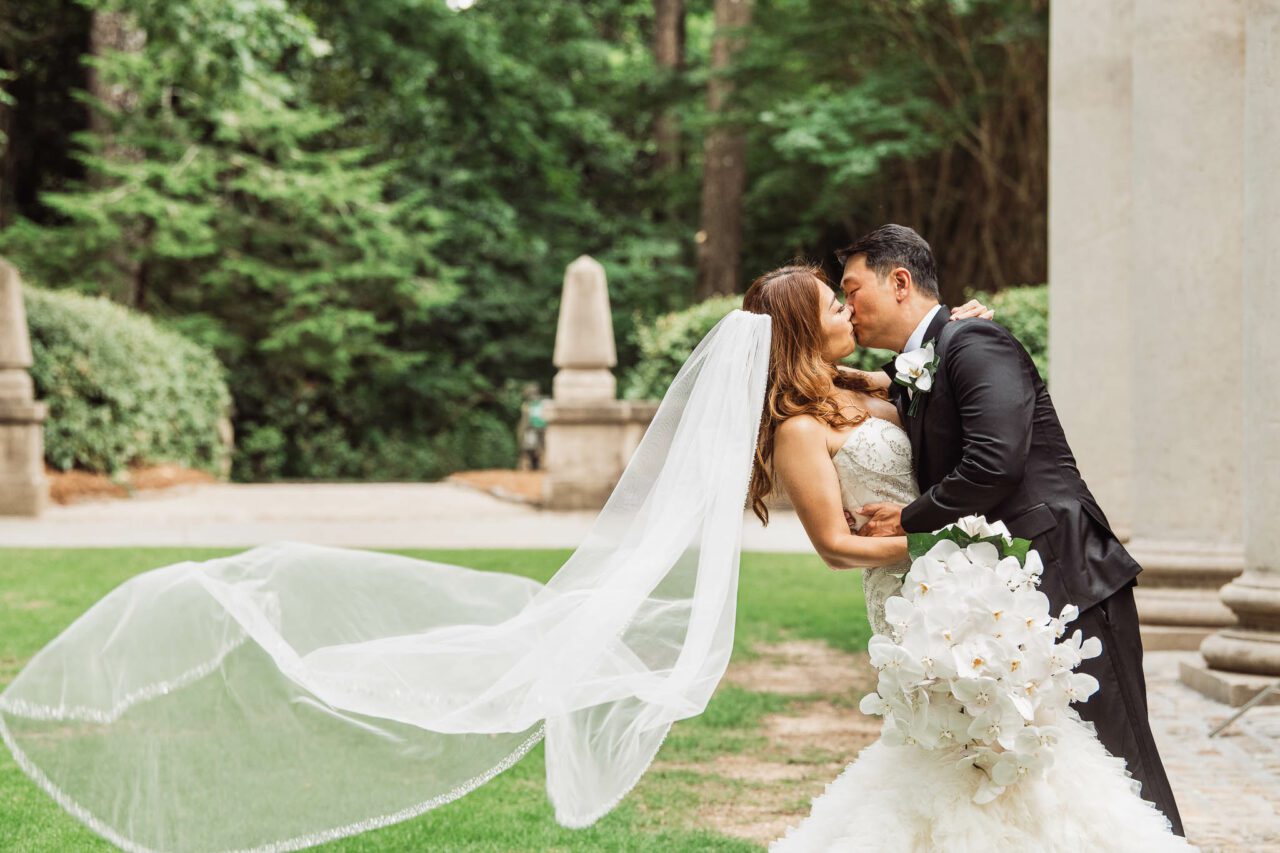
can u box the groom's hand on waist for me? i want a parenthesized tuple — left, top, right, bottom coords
(856, 502, 905, 537)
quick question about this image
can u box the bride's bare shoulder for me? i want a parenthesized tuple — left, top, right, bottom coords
(775, 414, 838, 456)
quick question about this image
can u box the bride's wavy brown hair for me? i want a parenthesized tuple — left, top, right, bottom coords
(743, 263, 880, 525)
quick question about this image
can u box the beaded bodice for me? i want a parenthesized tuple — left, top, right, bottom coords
(832, 416, 919, 637)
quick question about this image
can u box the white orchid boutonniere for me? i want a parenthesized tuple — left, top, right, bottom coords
(894, 342, 939, 416)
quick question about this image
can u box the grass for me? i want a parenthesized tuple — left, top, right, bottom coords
(0, 548, 870, 852)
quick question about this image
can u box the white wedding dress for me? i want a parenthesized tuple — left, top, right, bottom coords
(770, 416, 1194, 853)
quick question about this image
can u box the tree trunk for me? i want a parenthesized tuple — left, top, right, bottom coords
(88, 10, 146, 307)
(695, 0, 751, 300)
(652, 0, 684, 175)
(0, 81, 13, 230)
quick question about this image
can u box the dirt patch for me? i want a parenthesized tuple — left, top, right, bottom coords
(723, 639, 877, 697)
(447, 469, 545, 504)
(46, 464, 217, 505)
(659, 640, 884, 848)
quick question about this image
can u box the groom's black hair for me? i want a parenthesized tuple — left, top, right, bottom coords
(835, 224, 940, 299)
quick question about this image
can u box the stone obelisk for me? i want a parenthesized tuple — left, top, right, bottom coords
(541, 256, 658, 509)
(0, 259, 48, 515)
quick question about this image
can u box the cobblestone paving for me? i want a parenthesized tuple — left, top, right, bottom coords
(1146, 651, 1280, 852)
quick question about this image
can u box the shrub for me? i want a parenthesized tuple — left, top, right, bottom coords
(23, 285, 232, 476)
(967, 284, 1048, 378)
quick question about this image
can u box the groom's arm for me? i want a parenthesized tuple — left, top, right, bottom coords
(900, 322, 1035, 533)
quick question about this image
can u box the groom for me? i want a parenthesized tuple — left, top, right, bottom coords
(843, 224, 1184, 835)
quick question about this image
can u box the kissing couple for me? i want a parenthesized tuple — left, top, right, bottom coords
(1, 226, 1192, 851)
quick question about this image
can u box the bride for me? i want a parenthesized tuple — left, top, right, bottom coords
(0, 266, 1187, 852)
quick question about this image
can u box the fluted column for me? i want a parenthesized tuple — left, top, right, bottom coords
(1182, 0, 1280, 704)
(1125, 0, 1246, 648)
(1048, 0, 1134, 537)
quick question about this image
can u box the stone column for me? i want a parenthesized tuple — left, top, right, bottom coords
(0, 259, 48, 516)
(1048, 0, 1134, 537)
(1125, 0, 1246, 649)
(541, 256, 658, 509)
(1181, 0, 1280, 705)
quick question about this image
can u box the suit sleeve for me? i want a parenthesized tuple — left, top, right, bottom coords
(901, 322, 1034, 533)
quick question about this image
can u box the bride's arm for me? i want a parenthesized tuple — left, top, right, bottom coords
(773, 416, 908, 570)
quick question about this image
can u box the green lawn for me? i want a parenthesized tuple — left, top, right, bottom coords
(0, 548, 870, 852)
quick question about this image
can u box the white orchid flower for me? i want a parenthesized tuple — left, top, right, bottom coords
(1064, 628, 1104, 660)
(967, 695, 1025, 749)
(951, 676, 999, 712)
(883, 595, 921, 640)
(894, 342, 936, 389)
(859, 692, 889, 716)
(1063, 671, 1100, 703)
(868, 635, 926, 681)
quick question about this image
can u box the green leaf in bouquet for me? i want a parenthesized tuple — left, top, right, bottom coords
(1003, 537, 1033, 566)
(908, 532, 941, 560)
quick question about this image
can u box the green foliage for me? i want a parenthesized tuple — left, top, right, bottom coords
(300, 0, 694, 444)
(623, 294, 743, 399)
(968, 284, 1048, 377)
(0, 0, 461, 481)
(22, 284, 231, 475)
(1, 0, 1049, 481)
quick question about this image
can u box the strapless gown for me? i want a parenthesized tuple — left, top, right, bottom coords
(769, 416, 1194, 853)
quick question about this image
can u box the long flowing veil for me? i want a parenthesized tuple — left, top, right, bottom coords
(0, 310, 773, 853)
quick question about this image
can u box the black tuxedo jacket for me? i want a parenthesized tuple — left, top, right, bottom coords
(887, 307, 1140, 614)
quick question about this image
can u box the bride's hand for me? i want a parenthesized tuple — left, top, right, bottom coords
(835, 365, 891, 391)
(951, 299, 995, 321)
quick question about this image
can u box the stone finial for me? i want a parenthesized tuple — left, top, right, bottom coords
(551, 255, 618, 401)
(0, 258, 49, 516)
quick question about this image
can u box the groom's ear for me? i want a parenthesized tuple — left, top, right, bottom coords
(890, 267, 914, 302)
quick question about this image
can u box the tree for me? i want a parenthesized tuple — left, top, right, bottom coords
(0, 0, 452, 480)
(86, 7, 145, 305)
(652, 0, 685, 176)
(736, 0, 1048, 301)
(695, 0, 752, 299)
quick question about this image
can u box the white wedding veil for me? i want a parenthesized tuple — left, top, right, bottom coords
(0, 309, 772, 852)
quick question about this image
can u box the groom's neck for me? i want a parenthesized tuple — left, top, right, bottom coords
(891, 298, 941, 352)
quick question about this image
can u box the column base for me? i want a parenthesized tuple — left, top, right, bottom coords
(1129, 539, 1242, 640)
(1141, 624, 1216, 651)
(1179, 659, 1280, 707)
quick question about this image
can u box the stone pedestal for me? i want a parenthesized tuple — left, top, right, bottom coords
(541, 256, 661, 510)
(541, 400, 660, 510)
(1180, 0, 1280, 704)
(0, 259, 48, 516)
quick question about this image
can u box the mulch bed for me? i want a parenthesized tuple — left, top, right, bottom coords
(45, 464, 217, 505)
(446, 469, 545, 504)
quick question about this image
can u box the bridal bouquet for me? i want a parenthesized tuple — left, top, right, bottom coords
(858, 515, 1102, 803)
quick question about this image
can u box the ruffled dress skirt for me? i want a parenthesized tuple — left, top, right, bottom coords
(770, 714, 1194, 852)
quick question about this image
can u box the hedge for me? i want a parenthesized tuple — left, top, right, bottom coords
(23, 285, 233, 476)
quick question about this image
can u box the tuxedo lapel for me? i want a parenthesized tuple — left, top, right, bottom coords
(884, 357, 909, 424)
(905, 305, 948, 487)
